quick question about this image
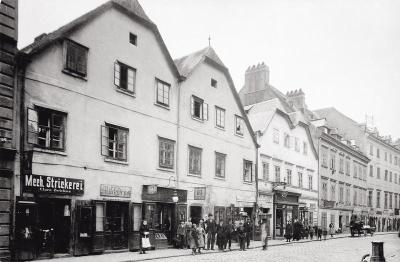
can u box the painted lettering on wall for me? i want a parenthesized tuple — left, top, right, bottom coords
(24, 174, 84, 195)
(100, 184, 132, 198)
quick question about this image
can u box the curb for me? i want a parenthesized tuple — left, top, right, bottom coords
(123, 232, 398, 262)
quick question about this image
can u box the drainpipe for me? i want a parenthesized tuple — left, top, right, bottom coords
(317, 136, 321, 227)
(254, 133, 259, 240)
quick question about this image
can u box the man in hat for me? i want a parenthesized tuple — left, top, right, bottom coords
(205, 213, 217, 250)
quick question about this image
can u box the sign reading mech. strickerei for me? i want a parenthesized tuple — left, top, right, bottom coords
(24, 174, 84, 195)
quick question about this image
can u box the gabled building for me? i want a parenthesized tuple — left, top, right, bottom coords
(13, 0, 257, 259)
(239, 64, 318, 239)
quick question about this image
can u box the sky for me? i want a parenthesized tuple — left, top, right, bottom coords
(19, 0, 400, 140)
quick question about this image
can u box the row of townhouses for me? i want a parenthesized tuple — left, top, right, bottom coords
(0, 0, 399, 260)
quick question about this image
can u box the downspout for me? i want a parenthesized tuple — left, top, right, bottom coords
(175, 78, 181, 189)
(254, 132, 259, 240)
(317, 136, 321, 226)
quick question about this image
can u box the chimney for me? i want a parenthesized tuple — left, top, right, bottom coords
(286, 89, 306, 113)
(245, 62, 269, 93)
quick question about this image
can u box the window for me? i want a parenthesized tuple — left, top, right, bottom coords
(384, 170, 388, 181)
(368, 191, 373, 207)
(159, 137, 175, 169)
(322, 147, 328, 168)
(303, 142, 308, 155)
(369, 144, 373, 156)
(273, 129, 279, 144)
(298, 172, 303, 188)
(286, 169, 292, 185)
(377, 167, 381, 179)
(211, 78, 217, 88)
(345, 160, 350, 176)
(27, 107, 66, 150)
(129, 33, 137, 46)
(353, 163, 358, 178)
(376, 148, 380, 158)
(390, 154, 392, 164)
(215, 152, 226, 178)
(346, 187, 350, 205)
(295, 137, 300, 152)
(262, 162, 269, 181)
(95, 203, 105, 232)
(274, 166, 281, 182)
(389, 171, 392, 182)
(322, 181, 328, 200)
(188, 146, 202, 175)
(376, 191, 381, 208)
(395, 173, 398, 184)
(308, 174, 313, 190)
(191, 96, 208, 121)
(284, 133, 290, 148)
(384, 193, 388, 209)
(215, 107, 225, 129)
(369, 165, 373, 177)
(114, 61, 136, 93)
(353, 187, 357, 206)
(331, 183, 336, 201)
(243, 160, 253, 182)
(235, 115, 244, 136)
(330, 153, 336, 171)
(339, 157, 344, 173)
(339, 186, 344, 203)
(156, 79, 171, 107)
(101, 124, 128, 161)
(395, 156, 398, 166)
(63, 39, 88, 77)
(385, 152, 387, 161)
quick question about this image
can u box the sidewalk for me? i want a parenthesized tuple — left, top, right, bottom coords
(38, 232, 397, 262)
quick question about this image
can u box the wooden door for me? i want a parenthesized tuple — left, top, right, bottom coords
(74, 202, 94, 256)
(92, 202, 105, 254)
(129, 203, 142, 251)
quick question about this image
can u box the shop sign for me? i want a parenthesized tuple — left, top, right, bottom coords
(148, 185, 157, 194)
(194, 187, 206, 200)
(258, 194, 273, 208)
(24, 174, 84, 195)
(100, 184, 132, 198)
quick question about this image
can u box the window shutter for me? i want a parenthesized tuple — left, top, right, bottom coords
(101, 125, 109, 156)
(118, 130, 128, 160)
(27, 108, 38, 144)
(76, 46, 87, 76)
(65, 41, 75, 71)
(127, 68, 135, 93)
(114, 62, 121, 87)
(190, 96, 194, 116)
(203, 103, 208, 121)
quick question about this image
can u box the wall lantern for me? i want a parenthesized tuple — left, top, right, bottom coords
(172, 189, 179, 203)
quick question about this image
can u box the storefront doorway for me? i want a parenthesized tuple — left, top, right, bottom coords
(190, 206, 202, 224)
(104, 201, 129, 250)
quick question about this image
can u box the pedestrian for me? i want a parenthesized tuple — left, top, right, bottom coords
(244, 217, 252, 248)
(309, 225, 314, 240)
(329, 222, 335, 237)
(292, 219, 301, 241)
(197, 222, 205, 253)
(185, 220, 192, 249)
(285, 221, 292, 242)
(226, 220, 235, 251)
(322, 226, 328, 240)
(317, 226, 322, 241)
(261, 219, 269, 250)
(205, 214, 217, 250)
(176, 220, 186, 249)
(216, 220, 227, 251)
(237, 221, 246, 251)
(139, 220, 150, 254)
(189, 224, 199, 255)
(199, 219, 206, 244)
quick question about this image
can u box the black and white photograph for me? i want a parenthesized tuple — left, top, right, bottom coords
(0, 0, 399, 261)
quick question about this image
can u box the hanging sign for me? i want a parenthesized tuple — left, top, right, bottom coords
(148, 185, 158, 194)
(100, 184, 132, 198)
(24, 174, 84, 195)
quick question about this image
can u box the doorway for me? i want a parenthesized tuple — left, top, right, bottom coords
(275, 208, 283, 237)
(190, 206, 202, 224)
(104, 201, 129, 250)
(339, 215, 343, 230)
(37, 198, 71, 258)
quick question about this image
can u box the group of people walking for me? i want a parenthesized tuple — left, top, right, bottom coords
(284, 219, 336, 242)
(176, 214, 253, 255)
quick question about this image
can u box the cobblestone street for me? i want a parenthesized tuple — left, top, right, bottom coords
(151, 234, 400, 262)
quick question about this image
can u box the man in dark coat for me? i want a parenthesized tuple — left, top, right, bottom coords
(205, 214, 217, 250)
(226, 220, 235, 251)
(176, 220, 186, 249)
(244, 217, 252, 248)
(216, 221, 228, 251)
(285, 222, 292, 242)
(237, 222, 246, 251)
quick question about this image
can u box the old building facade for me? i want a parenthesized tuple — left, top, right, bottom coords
(13, 0, 257, 259)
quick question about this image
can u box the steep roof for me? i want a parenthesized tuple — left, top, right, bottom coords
(20, 0, 181, 78)
(174, 46, 226, 78)
(174, 46, 259, 148)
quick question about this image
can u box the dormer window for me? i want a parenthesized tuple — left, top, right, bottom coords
(63, 39, 88, 77)
(211, 78, 217, 88)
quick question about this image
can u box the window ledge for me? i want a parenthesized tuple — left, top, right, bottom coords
(154, 102, 170, 110)
(62, 69, 87, 81)
(104, 157, 128, 165)
(34, 147, 67, 156)
(187, 174, 202, 178)
(157, 167, 175, 173)
(215, 126, 225, 131)
(243, 181, 253, 185)
(214, 176, 226, 181)
(116, 88, 136, 97)
(191, 116, 204, 123)
(235, 133, 244, 138)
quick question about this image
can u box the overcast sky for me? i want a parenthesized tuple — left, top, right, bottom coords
(19, 0, 400, 140)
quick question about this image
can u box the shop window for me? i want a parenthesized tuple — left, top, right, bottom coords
(79, 206, 93, 238)
(101, 124, 128, 161)
(132, 205, 141, 231)
(215, 152, 226, 178)
(95, 203, 105, 232)
(156, 78, 170, 107)
(235, 115, 244, 136)
(114, 61, 136, 93)
(27, 107, 66, 150)
(191, 95, 208, 121)
(188, 145, 202, 175)
(63, 39, 88, 77)
(243, 160, 253, 183)
(159, 137, 175, 169)
(214, 206, 225, 224)
(215, 106, 225, 129)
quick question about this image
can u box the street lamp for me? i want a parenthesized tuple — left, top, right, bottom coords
(172, 189, 179, 203)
